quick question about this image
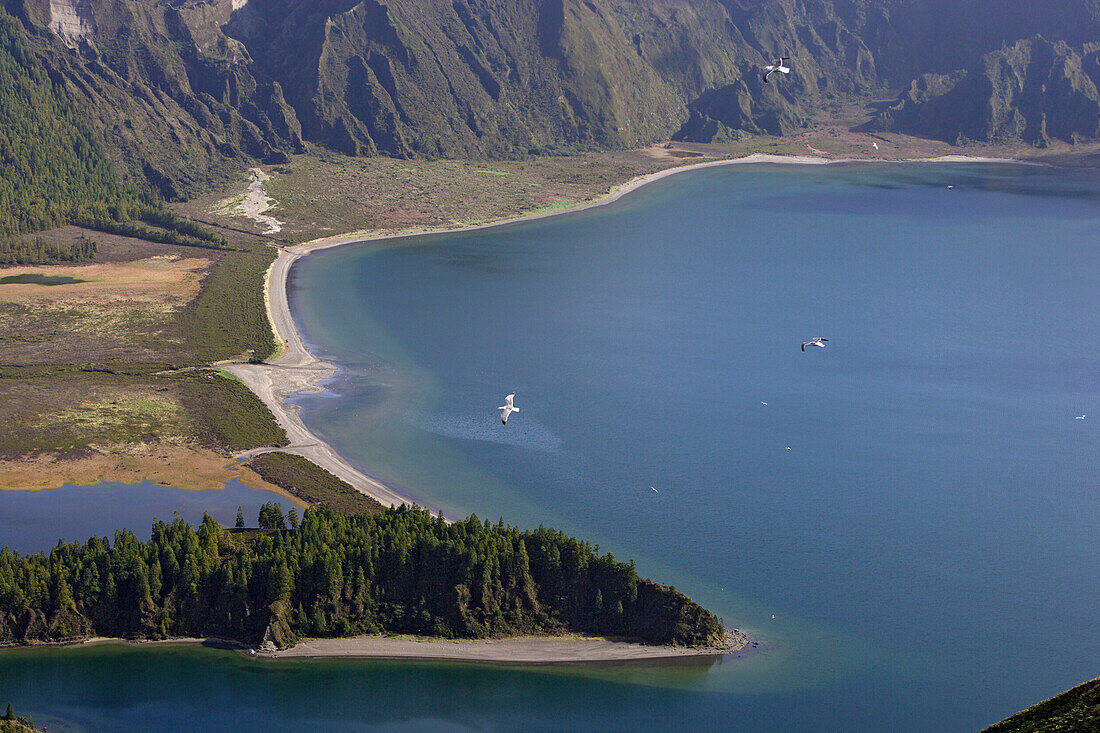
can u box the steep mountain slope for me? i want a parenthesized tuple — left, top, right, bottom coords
(227, 0, 718, 156)
(878, 37, 1100, 145)
(1, 0, 1099, 206)
(4, 0, 303, 199)
(0, 9, 135, 234)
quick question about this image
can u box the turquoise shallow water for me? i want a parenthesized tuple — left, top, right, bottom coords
(1, 163, 1097, 730)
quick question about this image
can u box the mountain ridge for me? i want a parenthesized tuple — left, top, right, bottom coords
(0, 0, 1098, 210)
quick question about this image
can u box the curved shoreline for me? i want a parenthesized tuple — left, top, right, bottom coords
(60, 631, 750, 664)
(224, 151, 1024, 510)
(261, 632, 750, 664)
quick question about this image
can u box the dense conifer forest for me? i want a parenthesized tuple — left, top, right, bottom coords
(0, 235, 96, 265)
(0, 506, 725, 649)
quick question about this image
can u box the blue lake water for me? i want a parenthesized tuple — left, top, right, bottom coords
(2, 163, 1097, 731)
(0, 480, 282, 555)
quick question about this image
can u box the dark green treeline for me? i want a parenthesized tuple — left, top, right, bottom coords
(0, 11, 135, 237)
(0, 235, 96, 265)
(0, 506, 724, 648)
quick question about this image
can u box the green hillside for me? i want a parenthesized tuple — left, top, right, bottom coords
(983, 678, 1100, 733)
(0, 11, 137, 235)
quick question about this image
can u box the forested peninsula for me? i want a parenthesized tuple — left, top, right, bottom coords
(0, 506, 726, 650)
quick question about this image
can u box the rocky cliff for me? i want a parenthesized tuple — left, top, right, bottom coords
(878, 36, 1100, 146)
(1, 0, 1098, 200)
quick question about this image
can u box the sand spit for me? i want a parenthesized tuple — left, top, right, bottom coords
(264, 631, 750, 664)
(54, 631, 749, 665)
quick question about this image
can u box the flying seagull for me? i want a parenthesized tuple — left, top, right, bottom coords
(785, 446, 792, 451)
(872, 141, 879, 150)
(498, 392, 519, 425)
(763, 56, 791, 84)
(802, 337, 829, 352)
(651, 486, 659, 493)
(761, 401, 768, 406)
(1076, 414, 1086, 420)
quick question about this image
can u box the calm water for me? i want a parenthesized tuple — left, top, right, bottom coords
(2, 163, 1097, 730)
(0, 480, 281, 555)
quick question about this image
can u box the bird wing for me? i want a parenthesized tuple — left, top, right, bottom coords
(500, 406, 512, 424)
(505, 393, 515, 407)
(763, 70, 772, 83)
(801, 342, 807, 351)
(817, 338, 829, 342)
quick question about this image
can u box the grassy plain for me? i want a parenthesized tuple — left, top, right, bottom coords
(0, 223, 288, 491)
(179, 125, 1100, 248)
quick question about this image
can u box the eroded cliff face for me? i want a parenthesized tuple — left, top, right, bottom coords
(220, 0, 900, 156)
(879, 37, 1100, 146)
(48, 0, 94, 47)
(1, 0, 1098, 198)
(226, 0, 694, 157)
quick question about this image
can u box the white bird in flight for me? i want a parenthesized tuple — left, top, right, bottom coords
(872, 141, 879, 150)
(802, 337, 829, 352)
(763, 56, 791, 84)
(498, 392, 519, 425)
(1076, 414, 1086, 420)
(651, 486, 659, 493)
(761, 401, 768, 406)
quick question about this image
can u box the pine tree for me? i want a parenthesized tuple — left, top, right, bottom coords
(235, 507, 245, 529)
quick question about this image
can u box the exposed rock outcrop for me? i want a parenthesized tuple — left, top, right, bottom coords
(879, 37, 1100, 146)
(48, 0, 94, 47)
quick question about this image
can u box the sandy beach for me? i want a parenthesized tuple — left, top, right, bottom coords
(225, 151, 1022, 510)
(264, 632, 750, 663)
(68, 631, 749, 664)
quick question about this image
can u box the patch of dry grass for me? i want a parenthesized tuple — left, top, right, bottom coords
(0, 443, 297, 497)
(179, 149, 695, 243)
(0, 256, 211, 366)
(40, 393, 186, 440)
